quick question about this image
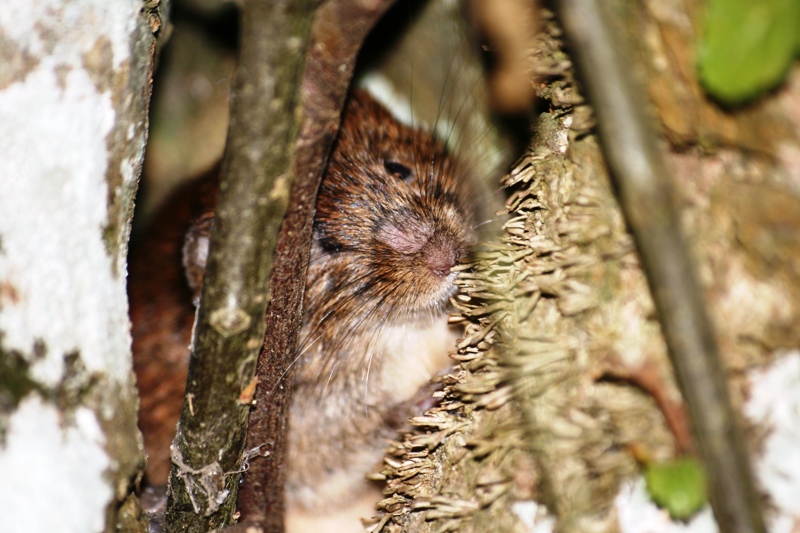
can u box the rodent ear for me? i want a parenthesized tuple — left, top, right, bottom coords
(182, 213, 214, 306)
(383, 160, 412, 181)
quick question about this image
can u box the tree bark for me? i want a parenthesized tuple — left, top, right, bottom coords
(164, 0, 320, 531)
(233, 2, 398, 531)
(0, 0, 163, 531)
(558, 1, 765, 531)
(377, 2, 800, 533)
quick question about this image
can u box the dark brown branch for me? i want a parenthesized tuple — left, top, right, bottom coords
(233, 1, 397, 531)
(164, 0, 320, 530)
(556, 1, 766, 532)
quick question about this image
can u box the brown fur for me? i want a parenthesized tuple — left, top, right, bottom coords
(130, 90, 475, 516)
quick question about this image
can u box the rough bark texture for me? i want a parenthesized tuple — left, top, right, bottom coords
(558, 1, 765, 531)
(0, 0, 163, 531)
(164, 0, 319, 531)
(374, 3, 800, 533)
(120, 0, 800, 531)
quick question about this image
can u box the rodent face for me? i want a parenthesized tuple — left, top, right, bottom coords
(290, 90, 477, 510)
(310, 91, 476, 325)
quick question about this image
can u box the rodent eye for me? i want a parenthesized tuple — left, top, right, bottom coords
(383, 160, 412, 181)
(317, 233, 342, 253)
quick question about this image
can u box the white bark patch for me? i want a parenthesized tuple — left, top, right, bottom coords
(0, 0, 138, 386)
(0, 0, 133, 71)
(744, 351, 800, 533)
(0, 395, 112, 533)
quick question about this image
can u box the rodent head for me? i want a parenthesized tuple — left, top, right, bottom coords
(309, 90, 476, 325)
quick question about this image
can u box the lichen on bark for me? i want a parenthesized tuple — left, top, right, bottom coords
(0, 0, 164, 531)
(374, 4, 800, 531)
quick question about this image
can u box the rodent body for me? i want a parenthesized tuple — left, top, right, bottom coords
(130, 90, 476, 519)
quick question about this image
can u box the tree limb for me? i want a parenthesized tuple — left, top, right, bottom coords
(556, 1, 766, 532)
(233, 1, 397, 531)
(165, 0, 320, 530)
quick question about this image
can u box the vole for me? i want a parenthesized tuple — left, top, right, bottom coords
(130, 89, 477, 527)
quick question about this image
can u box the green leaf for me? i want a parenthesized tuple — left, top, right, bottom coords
(698, 0, 800, 104)
(644, 458, 708, 520)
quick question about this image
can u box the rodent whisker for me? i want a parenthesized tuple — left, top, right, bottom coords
(472, 215, 504, 231)
(449, 126, 511, 202)
(300, 266, 375, 325)
(311, 282, 404, 411)
(436, 74, 484, 156)
(359, 289, 401, 413)
(427, 45, 475, 142)
(235, 269, 379, 404)
(355, 273, 456, 411)
(261, 339, 315, 404)
(319, 358, 341, 406)
(303, 280, 399, 388)
(298, 269, 381, 349)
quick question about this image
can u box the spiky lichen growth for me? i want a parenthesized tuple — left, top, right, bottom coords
(371, 13, 679, 533)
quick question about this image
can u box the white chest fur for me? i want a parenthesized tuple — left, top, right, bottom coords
(373, 315, 457, 404)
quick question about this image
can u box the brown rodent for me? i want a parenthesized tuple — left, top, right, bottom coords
(130, 89, 477, 519)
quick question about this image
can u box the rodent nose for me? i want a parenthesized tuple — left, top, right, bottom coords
(424, 236, 458, 277)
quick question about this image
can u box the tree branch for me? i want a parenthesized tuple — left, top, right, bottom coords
(556, 1, 766, 532)
(233, 1, 397, 531)
(165, 0, 320, 530)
